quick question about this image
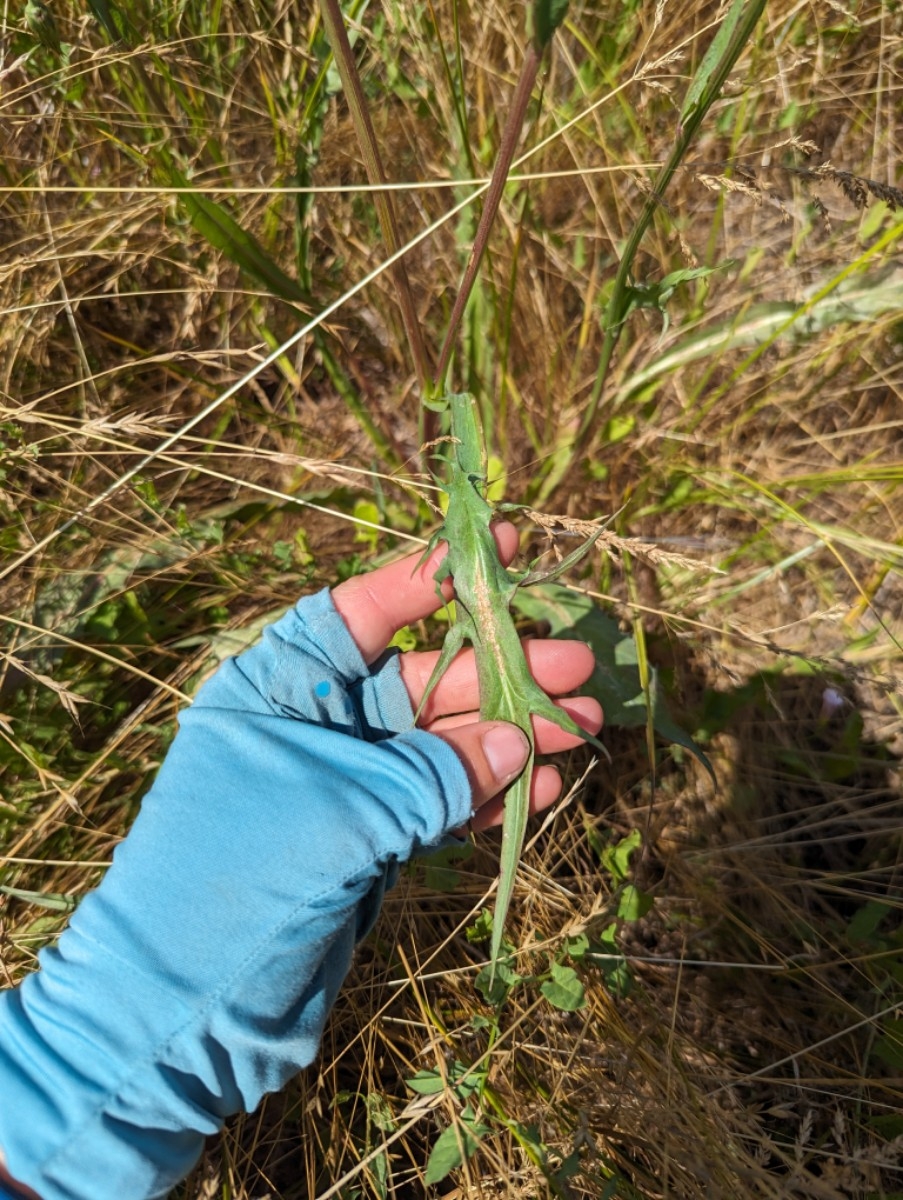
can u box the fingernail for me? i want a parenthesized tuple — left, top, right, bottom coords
(482, 724, 529, 784)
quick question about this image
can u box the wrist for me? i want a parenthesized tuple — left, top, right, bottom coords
(0, 1156, 42, 1200)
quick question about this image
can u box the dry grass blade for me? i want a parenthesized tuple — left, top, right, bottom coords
(318, 0, 433, 401)
(2, 1, 903, 1197)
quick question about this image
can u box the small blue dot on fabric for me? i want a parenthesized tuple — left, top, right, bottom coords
(314, 680, 331, 698)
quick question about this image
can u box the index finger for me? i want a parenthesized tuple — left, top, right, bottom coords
(331, 521, 519, 664)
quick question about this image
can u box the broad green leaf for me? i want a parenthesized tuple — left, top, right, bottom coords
(486, 454, 507, 504)
(465, 909, 494, 943)
(450, 1064, 485, 1102)
(423, 393, 450, 413)
(513, 585, 640, 725)
(598, 921, 619, 947)
(406, 1068, 445, 1096)
(513, 584, 715, 778)
(420, 839, 473, 893)
(424, 1110, 490, 1185)
(353, 500, 381, 550)
(599, 829, 642, 884)
(868, 1114, 903, 1141)
(475, 956, 522, 1007)
(874, 1021, 903, 1070)
(593, 923, 634, 997)
(370, 1148, 388, 1199)
(566, 932, 590, 960)
(554, 1149, 583, 1183)
(408, 1061, 485, 1101)
(388, 625, 417, 652)
(541, 962, 586, 1011)
(617, 884, 654, 921)
(133, 476, 161, 512)
(601, 414, 635, 444)
(423, 1125, 473, 1185)
(846, 899, 891, 944)
(859, 200, 890, 241)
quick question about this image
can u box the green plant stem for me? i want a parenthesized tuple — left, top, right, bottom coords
(571, 0, 767, 459)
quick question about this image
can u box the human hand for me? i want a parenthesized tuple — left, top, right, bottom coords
(0, 523, 601, 1200)
(333, 521, 602, 830)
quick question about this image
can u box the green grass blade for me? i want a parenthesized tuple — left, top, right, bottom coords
(317, 0, 432, 401)
(680, 0, 749, 124)
(573, 0, 767, 456)
(163, 167, 312, 306)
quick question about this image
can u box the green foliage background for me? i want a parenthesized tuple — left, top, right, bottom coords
(2, 1, 903, 1195)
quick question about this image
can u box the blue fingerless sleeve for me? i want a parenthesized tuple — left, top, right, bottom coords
(0, 589, 472, 1200)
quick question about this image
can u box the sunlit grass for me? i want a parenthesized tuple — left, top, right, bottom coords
(2, 0, 902, 1195)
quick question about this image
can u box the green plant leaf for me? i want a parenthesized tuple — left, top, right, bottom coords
(622, 263, 735, 336)
(407, 1068, 444, 1096)
(868, 1114, 903, 1141)
(85, 0, 128, 40)
(554, 1148, 582, 1184)
(409, 1062, 484, 1103)
(846, 899, 891, 944)
(0, 885, 77, 913)
(388, 625, 418, 652)
(599, 828, 642, 884)
(512, 584, 715, 779)
(566, 932, 590, 961)
(168, 168, 311, 305)
(617, 884, 654, 921)
(874, 1021, 903, 1070)
(529, 0, 570, 49)
(486, 454, 507, 504)
(475, 956, 522, 1007)
(541, 962, 586, 1011)
(353, 500, 381, 550)
(420, 840, 473, 893)
(424, 1109, 490, 1185)
(601, 414, 636, 444)
(593, 922, 633, 997)
(465, 909, 494, 944)
(680, 0, 750, 123)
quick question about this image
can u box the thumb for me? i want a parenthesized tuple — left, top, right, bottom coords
(434, 721, 529, 810)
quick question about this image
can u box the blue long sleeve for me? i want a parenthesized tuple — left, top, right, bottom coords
(0, 588, 472, 1200)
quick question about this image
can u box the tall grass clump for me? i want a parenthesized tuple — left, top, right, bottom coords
(2, 1, 903, 1196)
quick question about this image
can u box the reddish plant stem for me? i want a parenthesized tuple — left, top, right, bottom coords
(318, 0, 433, 407)
(434, 42, 543, 390)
